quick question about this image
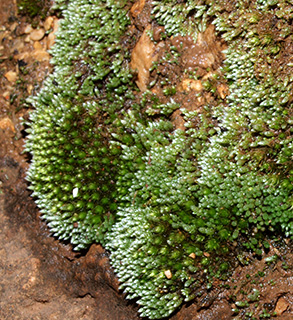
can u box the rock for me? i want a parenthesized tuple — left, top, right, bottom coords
(33, 41, 43, 50)
(11, 38, 24, 52)
(217, 83, 229, 99)
(131, 0, 145, 17)
(164, 270, 172, 279)
(47, 32, 56, 50)
(0, 117, 15, 132)
(32, 50, 50, 62)
(53, 19, 59, 33)
(10, 22, 18, 32)
(44, 16, 54, 31)
(275, 296, 289, 316)
(29, 28, 45, 41)
(27, 85, 33, 95)
(2, 91, 10, 100)
(180, 79, 203, 92)
(130, 25, 159, 92)
(24, 24, 33, 34)
(24, 35, 31, 43)
(4, 70, 17, 83)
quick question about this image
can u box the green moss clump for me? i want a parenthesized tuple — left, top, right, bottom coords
(26, 98, 117, 247)
(25, 0, 132, 248)
(107, 0, 292, 317)
(152, 0, 209, 40)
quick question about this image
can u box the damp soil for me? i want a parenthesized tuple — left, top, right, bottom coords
(0, 0, 292, 319)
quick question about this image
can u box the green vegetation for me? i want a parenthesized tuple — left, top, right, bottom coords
(25, 0, 132, 248)
(25, 0, 292, 318)
(152, 0, 209, 40)
(17, 0, 50, 20)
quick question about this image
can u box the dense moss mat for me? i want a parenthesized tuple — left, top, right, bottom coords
(25, 0, 133, 248)
(26, 0, 292, 318)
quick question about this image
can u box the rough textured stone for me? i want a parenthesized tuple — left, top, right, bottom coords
(4, 70, 17, 82)
(130, 25, 159, 92)
(32, 50, 50, 62)
(130, 0, 145, 17)
(275, 297, 289, 316)
(44, 16, 54, 31)
(46, 32, 55, 50)
(30, 28, 45, 41)
(180, 79, 203, 92)
(24, 24, 33, 34)
(0, 117, 15, 131)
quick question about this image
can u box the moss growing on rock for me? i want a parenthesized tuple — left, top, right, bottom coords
(26, 0, 292, 318)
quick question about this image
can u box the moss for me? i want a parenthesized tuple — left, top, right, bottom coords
(26, 0, 292, 318)
(17, 0, 51, 21)
(25, 0, 132, 248)
(152, 0, 209, 40)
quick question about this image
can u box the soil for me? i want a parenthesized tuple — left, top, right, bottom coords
(0, 0, 292, 319)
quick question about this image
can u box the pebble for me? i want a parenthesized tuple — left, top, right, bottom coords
(11, 38, 24, 52)
(44, 17, 54, 31)
(53, 19, 59, 33)
(29, 28, 45, 41)
(27, 85, 33, 95)
(217, 83, 229, 99)
(10, 22, 18, 32)
(33, 41, 43, 50)
(275, 297, 289, 316)
(131, 0, 146, 17)
(0, 31, 8, 44)
(24, 24, 33, 34)
(14, 51, 29, 61)
(24, 35, 31, 43)
(181, 79, 203, 92)
(46, 33, 55, 50)
(189, 253, 196, 259)
(0, 117, 15, 132)
(164, 270, 172, 279)
(130, 25, 159, 92)
(2, 91, 10, 100)
(32, 50, 50, 62)
(4, 71, 17, 83)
